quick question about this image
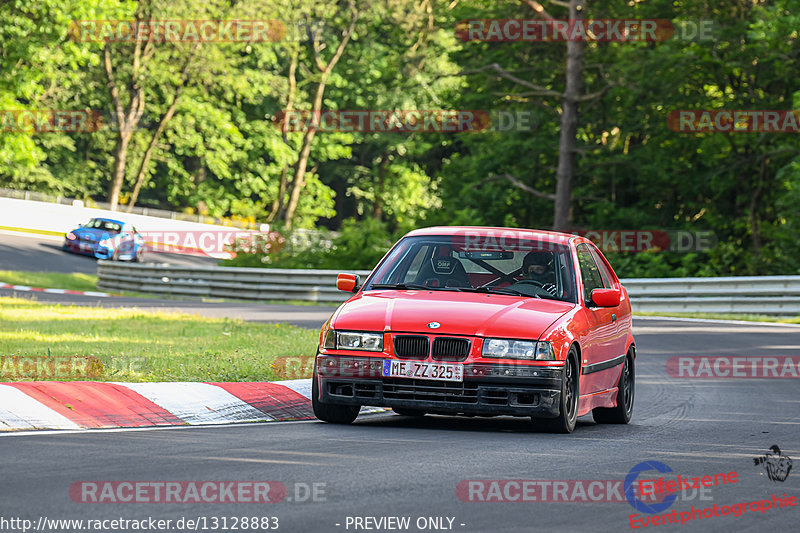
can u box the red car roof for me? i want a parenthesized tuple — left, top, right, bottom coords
(404, 226, 578, 245)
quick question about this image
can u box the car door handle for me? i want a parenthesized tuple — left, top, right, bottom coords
(611, 314, 617, 322)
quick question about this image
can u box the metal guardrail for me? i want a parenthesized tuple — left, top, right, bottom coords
(97, 261, 372, 303)
(622, 276, 800, 315)
(96, 262, 800, 315)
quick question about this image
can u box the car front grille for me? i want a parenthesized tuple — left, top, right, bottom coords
(393, 335, 430, 359)
(431, 337, 470, 361)
(381, 378, 479, 403)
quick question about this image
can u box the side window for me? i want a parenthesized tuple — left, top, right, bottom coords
(589, 247, 614, 288)
(576, 244, 605, 304)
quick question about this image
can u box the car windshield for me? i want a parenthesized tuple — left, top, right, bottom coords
(365, 235, 577, 303)
(84, 219, 122, 233)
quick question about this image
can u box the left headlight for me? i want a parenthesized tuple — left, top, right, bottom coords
(482, 338, 556, 360)
(328, 330, 383, 352)
(66, 232, 76, 240)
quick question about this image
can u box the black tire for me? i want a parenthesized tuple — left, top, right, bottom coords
(593, 348, 634, 424)
(111, 247, 120, 261)
(133, 246, 144, 263)
(312, 371, 359, 424)
(535, 347, 579, 433)
(392, 407, 426, 417)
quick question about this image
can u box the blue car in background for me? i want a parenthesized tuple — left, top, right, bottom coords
(63, 218, 145, 261)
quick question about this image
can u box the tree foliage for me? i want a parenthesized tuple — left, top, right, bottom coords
(1, 0, 799, 275)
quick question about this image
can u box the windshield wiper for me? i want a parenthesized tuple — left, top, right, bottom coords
(369, 283, 433, 290)
(458, 286, 540, 298)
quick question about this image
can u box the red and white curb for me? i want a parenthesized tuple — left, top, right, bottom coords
(0, 283, 112, 298)
(0, 379, 383, 432)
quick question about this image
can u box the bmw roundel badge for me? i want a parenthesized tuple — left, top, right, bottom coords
(427, 322, 441, 329)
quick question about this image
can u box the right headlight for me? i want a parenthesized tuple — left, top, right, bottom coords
(327, 330, 384, 352)
(482, 338, 555, 361)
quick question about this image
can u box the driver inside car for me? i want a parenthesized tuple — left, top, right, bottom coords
(522, 250, 558, 296)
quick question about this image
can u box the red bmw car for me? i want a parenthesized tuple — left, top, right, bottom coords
(313, 226, 635, 433)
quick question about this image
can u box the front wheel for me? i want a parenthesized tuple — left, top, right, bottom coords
(592, 349, 634, 424)
(535, 348, 579, 433)
(312, 372, 359, 424)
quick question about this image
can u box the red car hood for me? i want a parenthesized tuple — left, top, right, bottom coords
(331, 290, 575, 340)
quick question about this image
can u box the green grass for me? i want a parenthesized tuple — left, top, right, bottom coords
(0, 297, 319, 382)
(0, 270, 99, 292)
(633, 311, 800, 324)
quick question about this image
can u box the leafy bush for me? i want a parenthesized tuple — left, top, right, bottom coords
(223, 217, 396, 270)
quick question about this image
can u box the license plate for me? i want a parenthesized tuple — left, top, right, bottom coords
(80, 243, 92, 252)
(382, 360, 463, 382)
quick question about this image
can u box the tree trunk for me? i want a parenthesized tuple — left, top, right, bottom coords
(126, 47, 198, 211)
(282, 4, 358, 229)
(283, 80, 326, 228)
(126, 97, 181, 211)
(270, 48, 299, 222)
(268, 166, 290, 223)
(109, 133, 131, 211)
(372, 155, 389, 219)
(103, 11, 150, 211)
(552, 0, 584, 231)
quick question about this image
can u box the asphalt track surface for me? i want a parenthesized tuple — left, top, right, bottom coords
(0, 233, 218, 273)
(1, 318, 798, 532)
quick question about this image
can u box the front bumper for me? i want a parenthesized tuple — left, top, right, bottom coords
(63, 240, 113, 259)
(316, 355, 563, 418)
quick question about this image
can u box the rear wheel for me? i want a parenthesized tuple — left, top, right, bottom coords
(392, 407, 426, 417)
(312, 371, 359, 424)
(592, 349, 634, 424)
(535, 348, 579, 433)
